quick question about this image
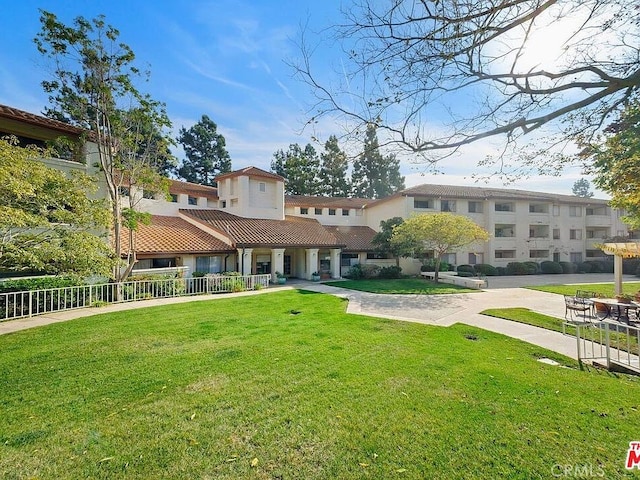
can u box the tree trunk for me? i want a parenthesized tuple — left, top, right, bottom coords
(433, 258, 440, 283)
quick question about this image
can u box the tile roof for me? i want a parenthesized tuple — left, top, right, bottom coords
(215, 166, 284, 182)
(285, 195, 374, 209)
(368, 183, 610, 207)
(119, 215, 233, 256)
(0, 104, 84, 136)
(324, 226, 378, 252)
(169, 179, 218, 200)
(180, 209, 344, 248)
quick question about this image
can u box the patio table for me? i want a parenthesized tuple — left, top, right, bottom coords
(591, 298, 639, 322)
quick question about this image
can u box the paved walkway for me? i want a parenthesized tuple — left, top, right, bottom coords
(2, 273, 637, 361)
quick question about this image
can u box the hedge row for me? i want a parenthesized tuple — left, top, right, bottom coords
(453, 259, 640, 276)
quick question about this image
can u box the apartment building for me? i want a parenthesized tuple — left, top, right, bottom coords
(1, 103, 628, 279)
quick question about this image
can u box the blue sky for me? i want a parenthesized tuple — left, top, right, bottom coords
(1, 0, 600, 196)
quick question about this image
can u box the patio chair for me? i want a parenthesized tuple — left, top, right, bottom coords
(564, 295, 592, 321)
(575, 290, 597, 316)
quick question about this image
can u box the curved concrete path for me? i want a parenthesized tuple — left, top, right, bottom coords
(2, 273, 636, 361)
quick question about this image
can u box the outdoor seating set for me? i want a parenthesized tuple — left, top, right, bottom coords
(564, 290, 640, 328)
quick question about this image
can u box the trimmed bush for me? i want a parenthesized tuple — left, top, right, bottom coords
(457, 264, 475, 274)
(457, 271, 475, 277)
(559, 261, 576, 274)
(540, 261, 563, 274)
(495, 266, 507, 276)
(523, 261, 539, 274)
(577, 262, 592, 273)
(379, 266, 402, 279)
(474, 264, 498, 276)
(347, 264, 380, 279)
(506, 262, 528, 275)
(623, 259, 640, 275)
(0, 276, 81, 293)
(421, 260, 450, 273)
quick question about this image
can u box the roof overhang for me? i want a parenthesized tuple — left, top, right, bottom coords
(598, 242, 640, 258)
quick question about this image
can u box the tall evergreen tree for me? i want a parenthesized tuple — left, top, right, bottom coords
(271, 143, 321, 195)
(319, 135, 350, 197)
(177, 115, 231, 186)
(351, 124, 405, 199)
(571, 178, 594, 198)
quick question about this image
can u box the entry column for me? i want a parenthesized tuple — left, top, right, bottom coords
(271, 248, 285, 282)
(330, 248, 341, 279)
(305, 248, 319, 280)
(237, 248, 253, 275)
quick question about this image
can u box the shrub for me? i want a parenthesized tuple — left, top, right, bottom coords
(457, 271, 475, 277)
(495, 266, 507, 276)
(577, 262, 592, 273)
(457, 264, 475, 274)
(379, 266, 402, 279)
(191, 271, 206, 278)
(623, 259, 640, 275)
(0, 276, 82, 293)
(347, 264, 364, 279)
(346, 264, 380, 279)
(421, 260, 450, 273)
(506, 262, 528, 275)
(635, 263, 640, 278)
(540, 261, 563, 274)
(474, 264, 498, 276)
(557, 262, 574, 274)
(523, 261, 539, 274)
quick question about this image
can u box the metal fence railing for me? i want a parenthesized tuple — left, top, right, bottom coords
(0, 274, 272, 322)
(576, 321, 640, 373)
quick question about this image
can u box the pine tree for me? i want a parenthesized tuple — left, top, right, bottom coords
(352, 124, 405, 198)
(177, 115, 231, 186)
(319, 135, 350, 197)
(271, 143, 321, 195)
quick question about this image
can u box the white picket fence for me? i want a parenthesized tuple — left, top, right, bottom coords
(0, 274, 272, 321)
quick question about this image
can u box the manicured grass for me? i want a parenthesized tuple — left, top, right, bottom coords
(481, 308, 639, 354)
(1, 290, 639, 479)
(527, 282, 640, 297)
(481, 307, 573, 334)
(324, 277, 475, 294)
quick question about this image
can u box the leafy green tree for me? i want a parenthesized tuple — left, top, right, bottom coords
(371, 217, 404, 267)
(177, 115, 232, 186)
(271, 143, 321, 195)
(0, 137, 113, 276)
(35, 10, 173, 281)
(572, 178, 594, 198)
(391, 213, 489, 283)
(586, 100, 640, 229)
(351, 124, 405, 199)
(319, 135, 350, 197)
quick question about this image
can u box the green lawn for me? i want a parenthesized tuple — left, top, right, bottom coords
(1, 290, 639, 479)
(481, 307, 573, 334)
(527, 281, 640, 297)
(324, 277, 475, 294)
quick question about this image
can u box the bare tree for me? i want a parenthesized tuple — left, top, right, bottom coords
(295, 0, 640, 175)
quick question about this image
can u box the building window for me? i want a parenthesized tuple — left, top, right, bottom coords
(570, 229, 582, 240)
(469, 253, 483, 264)
(152, 258, 176, 268)
(553, 229, 560, 240)
(468, 201, 483, 213)
(300, 207, 309, 214)
(586, 249, 607, 258)
(586, 206, 608, 215)
(529, 203, 548, 213)
(143, 190, 155, 199)
(529, 225, 549, 238)
(329, 208, 336, 215)
(170, 193, 178, 203)
(188, 196, 198, 206)
(414, 198, 432, 209)
(495, 202, 514, 212)
(341, 253, 359, 267)
(440, 253, 456, 265)
(195, 256, 222, 274)
(259, 182, 266, 192)
(342, 209, 349, 216)
(529, 250, 549, 259)
(495, 250, 515, 259)
(315, 208, 323, 215)
(570, 252, 583, 263)
(220, 200, 226, 208)
(569, 206, 582, 217)
(553, 205, 560, 216)
(118, 186, 130, 196)
(495, 224, 515, 237)
(440, 200, 456, 212)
